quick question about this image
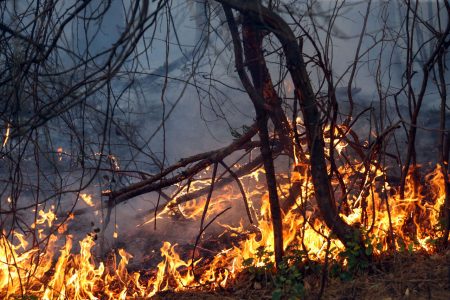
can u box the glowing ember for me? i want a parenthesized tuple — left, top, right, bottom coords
(57, 147, 63, 161)
(113, 224, 119, 239)
(80, 194, 95, 207)
(2, 123, 9, 148)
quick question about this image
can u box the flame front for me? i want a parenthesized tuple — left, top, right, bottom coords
(0, 159, 447, 299)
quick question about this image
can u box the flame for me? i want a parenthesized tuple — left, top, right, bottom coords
(57, 147, 63, 161)
(31, 207, 56, 228)
(113, 224, 119, 239)
(80, 194, 95, 207)
(0, 131, 448, 298)
(2, 123, 10, 147)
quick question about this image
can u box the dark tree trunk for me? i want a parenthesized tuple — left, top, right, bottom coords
(241, 20, 284, 265)
(218, 0, 367, 254)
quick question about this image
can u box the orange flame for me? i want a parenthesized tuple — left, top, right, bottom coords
(0, 145, 448, 298)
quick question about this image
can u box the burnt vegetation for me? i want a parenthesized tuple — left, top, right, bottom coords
(0, 0, 450, 299)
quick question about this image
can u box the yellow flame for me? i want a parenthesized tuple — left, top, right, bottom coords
(2, 123, 10, 147)
(114, 224, 119, 239)
(80, 193, 94, 207)
(0, 118, 448, 300)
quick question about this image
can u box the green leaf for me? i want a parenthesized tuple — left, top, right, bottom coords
(272, 289, 283, 300)
(376, 242, 383, 251)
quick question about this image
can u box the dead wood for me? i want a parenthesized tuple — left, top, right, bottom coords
(102, 123, 259, 207)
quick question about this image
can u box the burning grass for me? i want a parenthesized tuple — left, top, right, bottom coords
(0, 162, 449, 299)
(152, 251, 450, 300)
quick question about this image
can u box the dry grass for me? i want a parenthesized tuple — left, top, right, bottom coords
(319, 251, 450, 300)
(152, 251, 450, 300)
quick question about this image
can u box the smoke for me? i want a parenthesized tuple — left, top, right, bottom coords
(1, 0, 448, 271)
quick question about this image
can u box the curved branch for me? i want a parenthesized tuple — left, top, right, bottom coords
(218, 0, 366, 253)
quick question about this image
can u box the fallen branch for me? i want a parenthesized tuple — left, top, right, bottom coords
(102, 123, 258, 206)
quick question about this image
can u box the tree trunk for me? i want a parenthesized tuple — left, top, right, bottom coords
(218, 0, 367, 254)
(242, 18, 284, 266)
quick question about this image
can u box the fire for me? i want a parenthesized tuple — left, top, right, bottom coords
(2, 123, 10, 148)
(57, 147, 63, 161)
(0, 159, 448, 298)
(80, 193, 95, 207)
(113, 224, 119, 239)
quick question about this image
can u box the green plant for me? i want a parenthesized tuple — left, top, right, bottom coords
(331, 230, 372, 281)
(272, 244, 308, 300)
(243, 246, 275, 275)
(243, 245, 307, 299)
(272, 260, 305, 300)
